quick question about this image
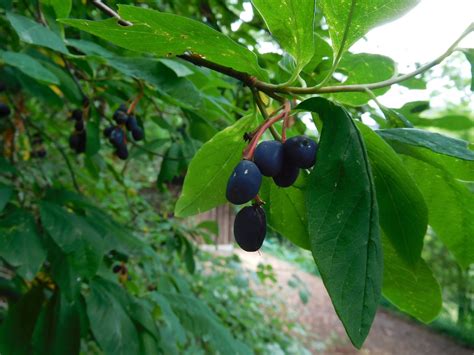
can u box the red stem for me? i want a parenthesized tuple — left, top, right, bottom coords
(243, 111, 286, 160)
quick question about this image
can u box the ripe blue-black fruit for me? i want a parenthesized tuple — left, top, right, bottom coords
(226, 160, 262, 205)
(253, 140, 284, 177)
(233, 205, 266, 252)
(0, 103, 11, 118)
(75, 120, 84, 131)
(71, 109, 82, 121)
(103, 126, 114, 138)
(132, 127, 144, 141)
(116, 144, 129, 160)
(109, 128, 125, 147)
(273, 160, 299, 187)
(126, 115, 138, 131)
(113, 110, 128, 124)
(284, 135, 318, 169)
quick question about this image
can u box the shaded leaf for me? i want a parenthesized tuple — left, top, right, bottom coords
(0, 51, 59, 85)
(382, 234, 442, 323)
(298, 97, 381, 348)
(358, 123, 427, 266)
(175, 113, 258, 217)
(60, 5, 267, 79)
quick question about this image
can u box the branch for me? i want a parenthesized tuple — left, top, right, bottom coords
(89, 1, 473, 97)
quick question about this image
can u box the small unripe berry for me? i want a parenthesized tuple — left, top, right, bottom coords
(253, 140, 284, 177)
(234, 205, 266, 252)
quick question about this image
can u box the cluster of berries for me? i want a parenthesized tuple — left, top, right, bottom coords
(103, 105, 144, 160)
(69, 109, 87, 154)
(226, 135, 318, 252)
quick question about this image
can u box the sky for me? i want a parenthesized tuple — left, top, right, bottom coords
(237, 0, 474, 110)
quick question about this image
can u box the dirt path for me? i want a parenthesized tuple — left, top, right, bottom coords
(235, 250, 473, 355)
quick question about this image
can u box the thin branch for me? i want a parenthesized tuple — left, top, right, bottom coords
(252, 89, 281, 141)
(91, 0, 132, 26)
(89, 0, 473, 98)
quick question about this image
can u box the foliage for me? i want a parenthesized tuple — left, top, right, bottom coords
(0, 0, 473, 352)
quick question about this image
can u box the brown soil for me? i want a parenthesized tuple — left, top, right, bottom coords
(235, 250, 473, 355)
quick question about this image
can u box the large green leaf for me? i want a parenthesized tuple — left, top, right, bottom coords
(32, 291, 81, 355)
(358, 123, 427, 266)
(175, 113, 258, 217)
(251, 0, 315, 77)
(6, 12, 69, 54)
(39, 201, 105, 278)
(329, 53, 395, 106)
(0, 210, 47, 280)
(86, 278, 140, 355)
(298, 97, 381, 348)
(0, 51, 59, 85)
(0, 184, 13, 212)
(40, 0, 72, 18)
(402, 156, 474, 269)
(377, 128, 474, 161)
(461, 48, 474, 91)
(382, 235, 442, 323)
(378, 128, 474, 181)
(260, 176, 310, 249)
(60, 5, 267, 79)
(0, 287, 45, 355)
(318, 0, 419, 55)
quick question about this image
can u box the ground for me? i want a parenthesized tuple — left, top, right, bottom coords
(235, 249, 473, 355)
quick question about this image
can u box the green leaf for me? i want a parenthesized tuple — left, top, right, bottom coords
(0, 184, 13, 212)
(60, 5, 267, 79)
(175, 113, 258, 217)
(86, 278, 140, 355)
(0, 287, 45, 355)
(161, 292, 252, 354)
(261, 176, 310, 249)
(378, 128, 474, 182)
(382, 234, 442, 323)
(39, 201, 105, 278)
(86, 118, 101, 156)
(32, 291, 81, 355)
(398, 76, 426, 90)
(298, 97, 381, 348)
(251, 0, 315, 77)
(461, 48, 474, 91)
(0, 51, 59, 85)
(329, 53, 395, 106)
(377, 128, 474, 161)
(6, 12, 69, 54)
(158, 143, 183, 184)
(402, 156, 474, 269)
(319, 0, 419, 55)
(357, 123, 427, 266)
(0, 210, 47, 280)
(40, 0, 72, 19)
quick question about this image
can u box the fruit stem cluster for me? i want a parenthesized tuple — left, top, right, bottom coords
(242, 103, 290, 160)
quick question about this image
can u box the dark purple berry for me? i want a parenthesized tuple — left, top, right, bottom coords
(0, 103, 11, 118)
(273, 160, 299, 187)
(112, 265, 122, 273)
(103, 126, 114, 138)
(109, 127, 125, 147)
(234, 205, 266, 252)
(113, 110, 128, 125)
(69, 133, 79, 150)
(126, 115, 138, 131)
(75, 120, 84, 131)
(116, 144, 129, 160)
(71, 109, 82, 121)
(117, 104, 127, 112)
(131, 127, 144, 141)
(254, 140, 284, 177)
(284, 135, 318, 169)
(226, 160, 262, 205)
